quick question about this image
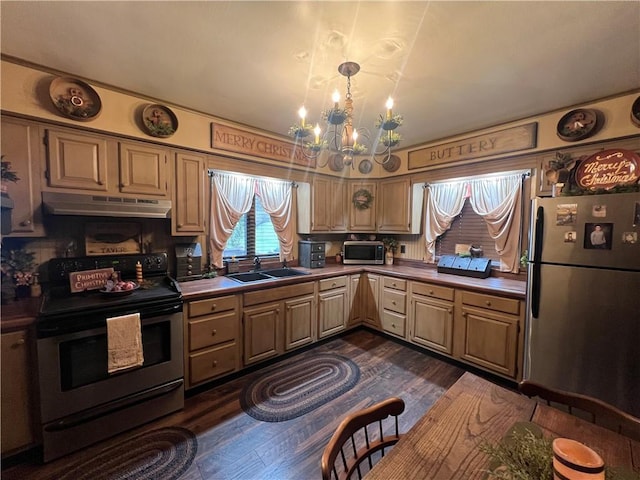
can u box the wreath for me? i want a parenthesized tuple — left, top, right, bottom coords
(352, 188, 373, 210)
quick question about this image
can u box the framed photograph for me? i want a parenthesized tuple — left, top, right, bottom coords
(564, 231, 577, 243)
(556, 204, 578, 226)
(592, 205, 607, 218)
(85, 222, 142, 256)
(622, 232, 637, 244)
(584, 223, 613, 250)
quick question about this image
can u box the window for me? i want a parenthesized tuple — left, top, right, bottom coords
(436, 200, 500, 263)
(223, 196, 280, 259)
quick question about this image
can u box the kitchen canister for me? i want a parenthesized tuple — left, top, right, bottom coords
(552, 438, 605, 480)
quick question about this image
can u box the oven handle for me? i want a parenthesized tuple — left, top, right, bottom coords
(140, 302, 183, 320)
(43, 378, 183, 432)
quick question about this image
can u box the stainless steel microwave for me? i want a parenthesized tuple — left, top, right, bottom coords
(343, 241, 385, 265)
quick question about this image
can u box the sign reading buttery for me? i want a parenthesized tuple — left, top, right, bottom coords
(211, 123, 315, 168)
(576, 149, 640, 191)
(408, 122, 537, 170)
(69, 267, 114, 293)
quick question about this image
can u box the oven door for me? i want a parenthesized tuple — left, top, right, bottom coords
(37, 309, 183, 424)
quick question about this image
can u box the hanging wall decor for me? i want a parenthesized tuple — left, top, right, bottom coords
(141, 104, 178, 138)
(49, 77, 102, 121)
(352, 188, 373, 210)
(631, 96, 640, 128)
(556, 108, 601, 142)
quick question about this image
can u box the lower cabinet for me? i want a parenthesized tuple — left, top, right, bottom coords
(409, 282, 455, 355)
(347, 274, 363, 327)
(185, 294, 241, 389)
(243, 282, 315, 366)
(318, 276, 348, 338)
(1, 329, 35, 455)
(381, 277, 407, 339)
(454, 290, 523, 379)
(363, 273, 381, 328)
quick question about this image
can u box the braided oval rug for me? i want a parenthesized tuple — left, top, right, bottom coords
(56, 427, 197, 480)
(240, 353, 360, 422)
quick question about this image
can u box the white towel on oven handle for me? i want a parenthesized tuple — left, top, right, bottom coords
(107, 312, 144, 374)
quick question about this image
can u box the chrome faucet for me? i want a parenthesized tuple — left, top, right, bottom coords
(282, 259, 288, 269)
(253, 256, 261, 270)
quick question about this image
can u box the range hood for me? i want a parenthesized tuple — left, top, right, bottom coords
(42, 191, 171, 219)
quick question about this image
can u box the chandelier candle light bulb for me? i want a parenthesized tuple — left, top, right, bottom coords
(298, 106, 307, 127)
(332, 90, 340, 109)
(314, 124, 321, 144)
(386, 97, 393, 120)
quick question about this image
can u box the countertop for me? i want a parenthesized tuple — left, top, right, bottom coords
(179, 264, 527, 300)
(1, 264, 526, 331)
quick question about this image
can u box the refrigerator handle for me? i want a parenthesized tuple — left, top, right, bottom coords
(530, 206, 544, 318)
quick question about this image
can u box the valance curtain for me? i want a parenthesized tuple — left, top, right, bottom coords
(209, 172, 256, 268)
(424, 181, 468, 263)
(255, 179, 294, 262)
(424, 172, 525, 273)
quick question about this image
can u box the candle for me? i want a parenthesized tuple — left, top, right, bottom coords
(314, 124, 321, 144)
(386, 97, 394, 121)
(552, 438, 605, 480)
(332, 90, 340, 109)
(135, 261, 143, 284)
(352, 130, 358, 148)
(298, 106, 307, 127)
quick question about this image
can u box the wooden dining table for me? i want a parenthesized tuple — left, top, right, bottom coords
(365, 372, 640, 479)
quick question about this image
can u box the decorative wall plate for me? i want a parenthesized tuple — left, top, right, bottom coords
(49, 77, 102, 121)
(141, 104, 178, 138)
(382, 154, 401, 173)
(358, 158, 373, 174)
(631, 96, 640, 128)
(328, 154, 344, 172)
(556, 108, 599, 142)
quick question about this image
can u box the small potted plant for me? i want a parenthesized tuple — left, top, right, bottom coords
(1, 248, 36, 300)
(1, 155, 20, 193)
(382, 238, 398, 265)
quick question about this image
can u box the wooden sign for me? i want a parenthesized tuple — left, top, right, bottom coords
(408, 122, 537, 170)
(70, 267, 114, 293)
(85, 222, 141, 256)
(211, 123, 315, 168)
(576, 149, 640, 190)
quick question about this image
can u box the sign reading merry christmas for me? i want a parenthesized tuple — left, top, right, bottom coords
(576, 149, 639, 190)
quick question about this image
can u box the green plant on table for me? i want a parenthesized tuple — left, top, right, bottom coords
(382, 237, 398, 254)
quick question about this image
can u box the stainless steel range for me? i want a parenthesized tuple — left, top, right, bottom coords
(37, 253, 184, 462)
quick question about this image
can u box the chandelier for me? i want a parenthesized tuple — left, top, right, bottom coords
(288, 61, 403, 172)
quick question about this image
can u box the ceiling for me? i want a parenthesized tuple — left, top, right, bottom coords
(1, 1, 639, 149)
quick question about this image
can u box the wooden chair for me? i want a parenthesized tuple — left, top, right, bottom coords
(321, 397, 405, 480)
(519, 380, 640, 441)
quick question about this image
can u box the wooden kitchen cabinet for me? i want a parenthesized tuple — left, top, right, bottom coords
(454, 290, 523, 379)
(349, 181, 377, 231)
(1, 117, 45, 236)
(45, 128, 169, 198)
(377, 178, 411, 233)
(243, 282, 315, 365)
(284, 294, 316, 350)
(381, 276, 407, 339)
(1, 329, 35, 455)
(362, 273, 381, 328)
(409, 282, 455, 355)
(311, 177, 348, 232)
(318, 276, 349, 338)
(347, 273, 363, 326)
(173, 151, 207, 235)
(185, 294, 241, 388)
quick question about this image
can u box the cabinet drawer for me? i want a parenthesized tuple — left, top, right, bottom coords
(188, 311, 237, 351)
(188, 295, 237, 318)
(381, 310, 406, 338)
(461, 291, 520, 315)
(189, 343, 237, 385)
(319, 276, 347, 291)
(383, 277, 407, 291)
(383, 289, 406, 314)
(411, 282, 454, 302)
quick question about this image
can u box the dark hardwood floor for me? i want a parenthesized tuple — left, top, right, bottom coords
(3, 329, 465, 480)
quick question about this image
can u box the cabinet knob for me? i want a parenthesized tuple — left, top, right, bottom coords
(178, 223, 184, 228)
(20, 219, 32, 226)
(392, 282, 397, 287)
(392, 323, 396, 328)
(448, 309, 452, 314)
(98, 180, 104, 186)
(211, 329, 217, 336)
(211, 304, 217, 311)
(212, 360, 218, 367)
(12, 339, 25, 348)
(392, 300, 396, 305)
(485, 301, 492, 306)
(429, 290, 434, 295)
(332, 282, 336, 287)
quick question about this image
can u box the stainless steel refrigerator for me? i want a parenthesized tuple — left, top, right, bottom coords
(525, 192, 640, 417)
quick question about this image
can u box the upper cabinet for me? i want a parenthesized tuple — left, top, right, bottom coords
(349, 181, 377, 232)
(173, 151, 207, 235)
(377, 178, 411, 233)
(1, 117, 45, 236)
(44, 128, 169, 198)
(311, 177, 348, 232)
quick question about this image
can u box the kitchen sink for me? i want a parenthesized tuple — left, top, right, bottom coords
(226, 272, 272, 283)
(226, 268, 308, 283)
(261, 268, 309, 278)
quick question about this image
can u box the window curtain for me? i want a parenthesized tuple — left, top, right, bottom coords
(424, 181, 467, 262)
(256, 179, 294, 262)
(468, 173, 523, 273)
(209, 172, 256, 268)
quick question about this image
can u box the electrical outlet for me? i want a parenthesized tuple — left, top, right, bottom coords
(400, 244, 406, 254)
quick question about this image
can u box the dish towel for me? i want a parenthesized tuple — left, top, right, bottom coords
(107, 312, 144, 374)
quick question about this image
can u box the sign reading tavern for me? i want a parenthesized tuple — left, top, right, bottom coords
(211, 123, 315, 168)
(408, 122, 537, 170)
